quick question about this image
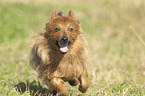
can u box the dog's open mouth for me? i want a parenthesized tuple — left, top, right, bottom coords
(56, 40, 73, 54)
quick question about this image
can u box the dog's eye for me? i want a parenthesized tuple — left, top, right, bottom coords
(68, 28, 73, 32)
(55, 28, 60, 32)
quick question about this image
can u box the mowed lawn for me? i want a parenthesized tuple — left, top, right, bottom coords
(0, 0, 145, 95)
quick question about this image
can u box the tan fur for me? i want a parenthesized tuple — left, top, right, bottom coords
(30, 10, 89, 96)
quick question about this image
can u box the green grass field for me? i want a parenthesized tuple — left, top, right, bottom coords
(0, 0, 145, 95)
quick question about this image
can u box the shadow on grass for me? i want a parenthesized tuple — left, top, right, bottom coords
(14, 80, 82, 96)
(14, 80, 51, 96)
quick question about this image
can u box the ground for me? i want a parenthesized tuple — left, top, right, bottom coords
(0, 0, 145, 95)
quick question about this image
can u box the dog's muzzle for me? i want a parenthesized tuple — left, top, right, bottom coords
(55, 36, 73, 54)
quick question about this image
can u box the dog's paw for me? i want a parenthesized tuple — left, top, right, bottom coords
(79, 85, 88, 93)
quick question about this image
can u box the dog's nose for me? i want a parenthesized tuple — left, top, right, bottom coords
(61, 36, 68, 42)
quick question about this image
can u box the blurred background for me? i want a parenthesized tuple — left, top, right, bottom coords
(0, 0, 145, 95)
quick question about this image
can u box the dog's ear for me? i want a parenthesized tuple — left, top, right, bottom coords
(51, 10, 57, 19)
(68, 10, 75, 19)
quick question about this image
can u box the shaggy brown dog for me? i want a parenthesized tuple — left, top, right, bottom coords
(30, 10, 89, 96)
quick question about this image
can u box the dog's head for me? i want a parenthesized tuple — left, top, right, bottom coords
(45, 10, 80, 54)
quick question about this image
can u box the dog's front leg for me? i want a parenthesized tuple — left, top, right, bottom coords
(78, 68, 89, 93)
(48, 78, 68, 96)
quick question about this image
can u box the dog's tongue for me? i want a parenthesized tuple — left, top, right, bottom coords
(58, 42, 68, 53)
(60, 46, 68, 53)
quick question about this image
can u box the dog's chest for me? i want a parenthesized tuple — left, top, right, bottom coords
(54, 55, 83, 80)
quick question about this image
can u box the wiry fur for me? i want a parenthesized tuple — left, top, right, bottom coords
(30, 10, 89, 96)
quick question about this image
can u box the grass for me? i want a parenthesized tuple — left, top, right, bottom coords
(0, 0, 145, 95)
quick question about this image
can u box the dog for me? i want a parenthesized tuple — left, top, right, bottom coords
(30, 10, 89, 96)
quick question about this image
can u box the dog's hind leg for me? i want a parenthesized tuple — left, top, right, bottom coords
(48, 78, 69, 96)
(78, 68, 89, 93)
